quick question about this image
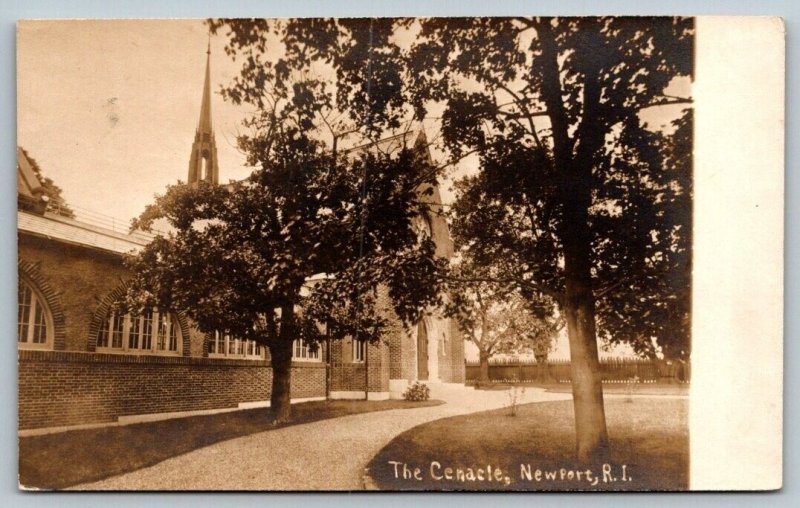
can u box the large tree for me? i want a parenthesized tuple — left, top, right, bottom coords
(125, 66, 445, 422)
(204, 17, 694, 461)
(411, 17, 693, 461)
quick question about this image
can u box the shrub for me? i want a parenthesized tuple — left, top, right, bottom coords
(403, 381, 430, 401)
(506, 386, 525, 416)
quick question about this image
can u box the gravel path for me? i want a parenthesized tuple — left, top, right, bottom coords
(73, 385, 571, 491)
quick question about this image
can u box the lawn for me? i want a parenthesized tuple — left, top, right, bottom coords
(471, 382, 689, 397)
(546, 383, 689, 397)
(20, 398, 442, 490)
(367, 398, 688, 491)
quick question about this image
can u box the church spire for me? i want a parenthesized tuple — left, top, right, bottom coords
(198, 40, 213, 136)
(187, 38, 219, 185)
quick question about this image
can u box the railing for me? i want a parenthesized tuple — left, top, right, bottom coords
(47, 203, 166, 242)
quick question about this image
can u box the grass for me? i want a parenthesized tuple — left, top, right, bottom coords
(367, 398, 688, 491)
(545, 383, 689, 397)
(20, 398, 442, 490)
(471, 382, 689, 397)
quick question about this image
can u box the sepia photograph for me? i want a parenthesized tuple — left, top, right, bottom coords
(14, 16, 779, 492)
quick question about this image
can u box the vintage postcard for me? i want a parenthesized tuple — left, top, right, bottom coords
(16, 16, 783, 491)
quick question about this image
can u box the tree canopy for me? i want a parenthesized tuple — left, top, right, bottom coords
(208, 17, 693, 361)
(412, 18, 693, 360)
(128, 134, 443, 339)
(450, 266, 559, 368)
(125, 77, 446, 421)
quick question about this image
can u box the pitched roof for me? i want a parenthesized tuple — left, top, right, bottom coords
(342, 128, 421, 159)
(17, 147, 46, 209)
(17, 148, 155, 255)
(18, 210, 152, 255)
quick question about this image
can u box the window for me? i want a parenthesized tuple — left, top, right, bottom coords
(292, 339, 321, 361)
(352, 338, 366, 363)
(209, 331, 265, 360)
(18, 278, 52, 349)
(97, 309, 181, 355)
(414, 215, 433, 242)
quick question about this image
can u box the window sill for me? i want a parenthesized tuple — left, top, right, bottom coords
(18, 343, 53, 351)
(208, 353, 266, 361)
(95, 348, 182, 356)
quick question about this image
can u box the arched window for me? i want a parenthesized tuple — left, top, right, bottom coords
(414, 214, 433, 241)
(201, 152, 210, 181)
(96, 309, 181, 355)
(18, 278, 53, 349)
(209, 331, 265, 360)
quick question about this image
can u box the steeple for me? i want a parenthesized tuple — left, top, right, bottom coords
(187, 39, 219, 185)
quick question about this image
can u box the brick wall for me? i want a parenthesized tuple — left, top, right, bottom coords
(19, 234, 130, 352)
(386, 314, 466, 384)
(329, 337, 389, 393)
(438, 318, 465, 383)
(450, 318, 466, 382)
(18, 350, 325, 430)
(20, 233, 208, 356)
(376, 286, 416, 381)
(17, 230, 461, 429)
(388, 325, 417, 381)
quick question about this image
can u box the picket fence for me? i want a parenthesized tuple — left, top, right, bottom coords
(464, 357, 690, 384)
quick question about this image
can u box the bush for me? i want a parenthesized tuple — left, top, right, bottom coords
(506, 385, 525, 416)
(403, 381, 430, 401)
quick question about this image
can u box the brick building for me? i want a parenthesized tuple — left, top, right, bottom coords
(17, 48, 464, 433)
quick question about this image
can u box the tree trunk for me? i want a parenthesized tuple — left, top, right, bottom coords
(535, 20, 609, 464)
(269, 305, 295, 423)
(478, 351, 491, 385)
(561, 151, 610, 463)
(562, 123, 609, 463)
(563, 262, 609, 463)
(535, 353, 552, 383)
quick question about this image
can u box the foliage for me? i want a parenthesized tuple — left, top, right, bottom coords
(19, 147, 75, 218)
(199, 17, 694, 454)
(593, 112, 692, 360)
(427, 18, 694, 361)
(126, 133, 444, 345)
(406, 17, 693, 460)
(506, 385, 526, 416)
(625, 376, 640, 403)
(445, 259, 560, 360)
(126, 20, 453, 420)
(229, 17, 694, 360)
(402, 381, 431, 401)
(207, 18, 412, 147)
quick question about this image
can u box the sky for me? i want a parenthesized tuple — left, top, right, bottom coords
(18, 19, 253, 223)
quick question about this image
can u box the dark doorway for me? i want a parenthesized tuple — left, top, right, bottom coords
(417, 320, 428, 380)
